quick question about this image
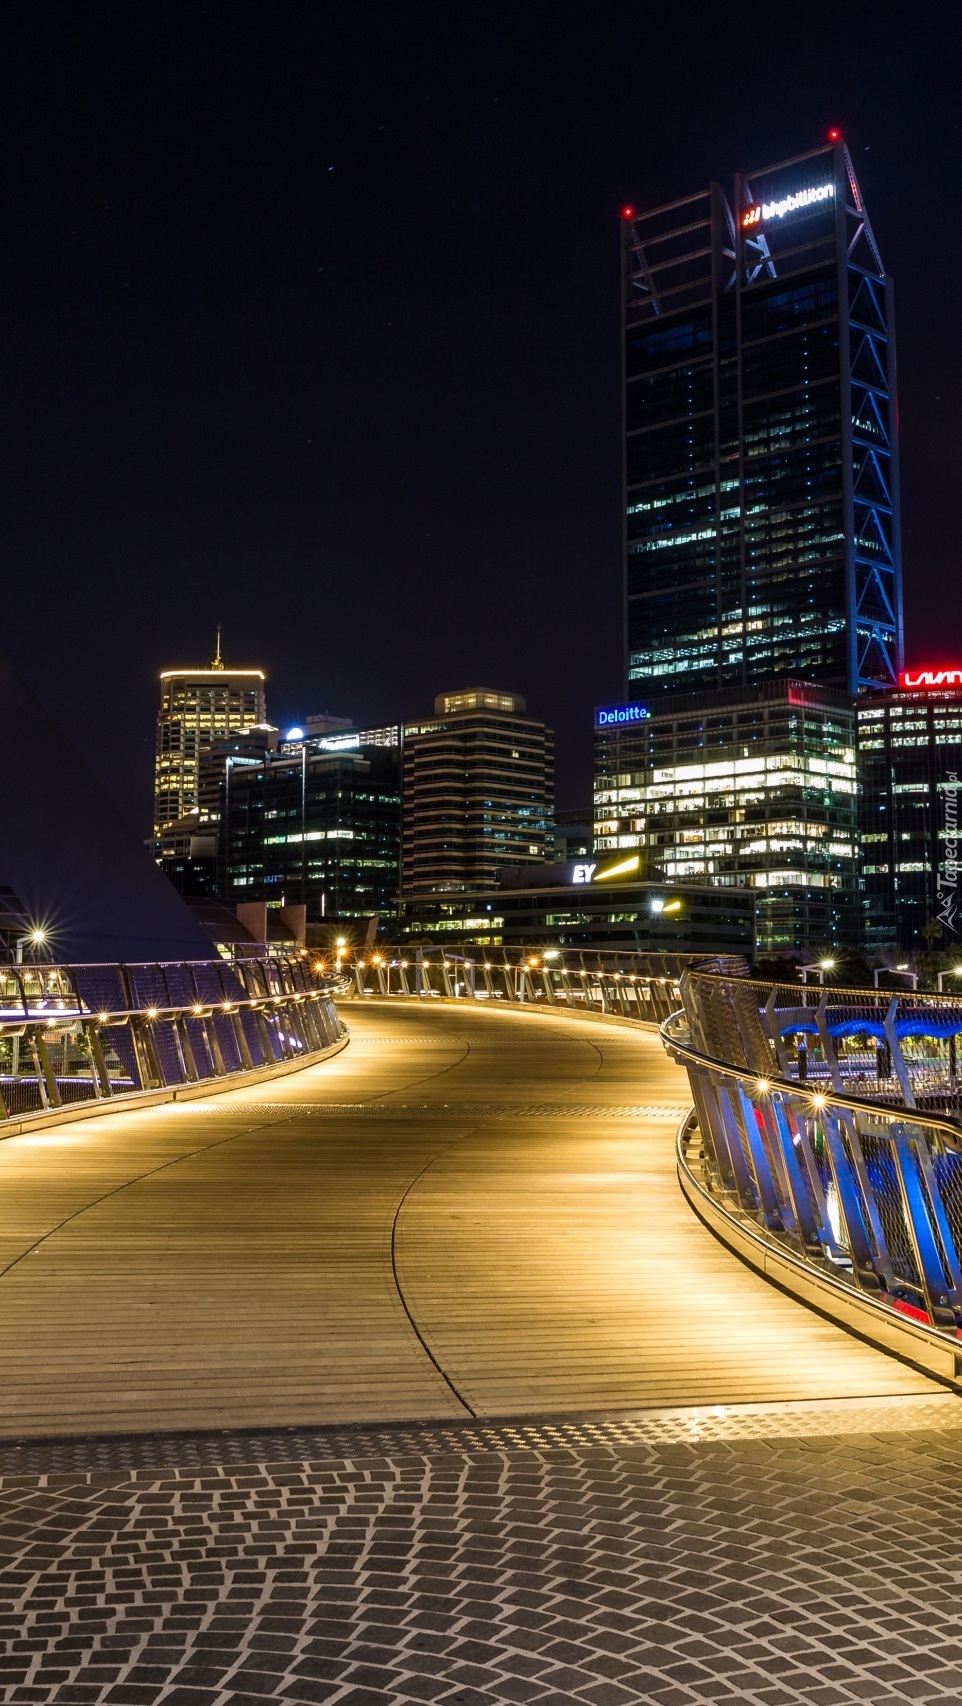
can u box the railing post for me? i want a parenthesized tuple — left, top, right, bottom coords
(87, 1021, 113, 1098)
(884, 1000, 916, 1108)
(30, 1027, 62, 1108)
(889, 1121, 956, 1325)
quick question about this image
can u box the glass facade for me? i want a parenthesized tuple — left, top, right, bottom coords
(395, 875, 755, 957)
(221, 739, 401, 919)
(594, 680, 858, 954)
(625, 143, 901, 697)
(858, 689, 962, 953)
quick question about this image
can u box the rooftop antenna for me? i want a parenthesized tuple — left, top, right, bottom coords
(212, 625, 224, 670)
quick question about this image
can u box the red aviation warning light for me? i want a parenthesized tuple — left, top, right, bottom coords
(622, 206, 634, 219)
(828, 127, 841, 141)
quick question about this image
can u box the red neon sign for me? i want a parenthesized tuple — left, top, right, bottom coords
(901, 668, 962, 690)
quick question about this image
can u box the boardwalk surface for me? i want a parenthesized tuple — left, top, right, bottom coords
(0, 999, 937, 1438)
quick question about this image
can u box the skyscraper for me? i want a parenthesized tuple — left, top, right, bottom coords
(220, 730, 402, 921)
(402, 690, 554, 892)
(593, 681, 859, 954)
(153, 634, 267, 839)
(624, 139, 902, 697)
(858, 668, 962, 953)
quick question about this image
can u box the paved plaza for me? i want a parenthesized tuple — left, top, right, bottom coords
(3, 1398, 962, 1704)
(1, 1001, 958, 1703)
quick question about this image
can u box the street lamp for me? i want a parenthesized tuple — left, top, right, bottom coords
(873, 963, 919, 991)
(14, 928, 47, 965)
(800, 958, 835, 986)
(11, 929, 47, 1082)
(937, 966, 962, 994)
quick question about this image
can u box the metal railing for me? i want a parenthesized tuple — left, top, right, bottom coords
(341, 946, 694, 1026)
(664, 970, 962, 1335)
(0, 953, 346, 1121)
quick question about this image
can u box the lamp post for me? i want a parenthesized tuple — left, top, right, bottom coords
(873, 964, 919, 991)
(937, 966, 962, 994)
(11, 930, 47, 1083)
(799, 958, 836, 987)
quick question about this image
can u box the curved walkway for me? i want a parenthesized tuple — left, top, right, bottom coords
(0, 1000, 939, 1437)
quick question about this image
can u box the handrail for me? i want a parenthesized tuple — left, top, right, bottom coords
(0, 956, 348, 1124)
(661, 1009, 962, 1153)
(337, 943, 695, 1026)
(664, 970, 962, 1338)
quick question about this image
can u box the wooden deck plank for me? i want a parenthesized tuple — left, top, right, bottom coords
(0, 998, 940, 1436)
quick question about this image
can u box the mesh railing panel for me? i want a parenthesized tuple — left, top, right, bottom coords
(670, 971, 962, 1330)
(0, 958, 343, 1122)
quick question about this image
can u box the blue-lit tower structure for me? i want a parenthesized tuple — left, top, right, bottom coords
(623, 139, 902, 696)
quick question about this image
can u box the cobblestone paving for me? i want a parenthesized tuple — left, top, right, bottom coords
(3, 1397, 962, 1705)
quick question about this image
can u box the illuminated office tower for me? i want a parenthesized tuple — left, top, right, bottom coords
(594, 681, 859, 954)
(402, 689, 554, 892)
(153, 634, 266, 839)
(858, 666, 962, 952)
(624, 138, 902, 695)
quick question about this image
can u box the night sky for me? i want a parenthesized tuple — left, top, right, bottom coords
(2, 1, 959, 831)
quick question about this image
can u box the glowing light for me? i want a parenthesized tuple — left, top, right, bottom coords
(901, 667, 962, 690)
(755, 1079, 770, 1094)
(662, 899, 683, 913)
(286, 726, 305, 741)
(98, 1012, 109, 1024)
(819, 958, 836, 971)
(828, 127, 841, 141)
(146, 1007, 159, 1020)
(544, 950, 561, 960)
(812, 1093, 827, 1110)
(193, 1004, 204, 1015)
(596, 702, 650, 727)
(594, 854, 641, 882)
(622, 205, 634, 219)
(740, 181, 835, 228)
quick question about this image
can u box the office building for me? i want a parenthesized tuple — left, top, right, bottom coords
(858, 666, 962, 953)
(220, 727, 401, 921)
(153, 635, 266, 838)
(402, 690, 553, 892)
(624, 138, 902, 697)
(594, 681, 858, 954)
(396, 860, 755, 958)
(552, 806, 594, 863)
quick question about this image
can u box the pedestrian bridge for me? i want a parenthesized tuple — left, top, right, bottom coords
(0, 997, 937, 1439)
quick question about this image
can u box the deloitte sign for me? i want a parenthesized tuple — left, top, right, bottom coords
(595, 702, 650, 729)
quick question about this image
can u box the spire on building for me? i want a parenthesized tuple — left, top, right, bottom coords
(212, 625, 224, 670)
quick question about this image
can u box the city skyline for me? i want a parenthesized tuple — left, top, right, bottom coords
(1, 3, 958, 835)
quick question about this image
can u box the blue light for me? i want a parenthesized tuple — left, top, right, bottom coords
(595, 702, 650, 728)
